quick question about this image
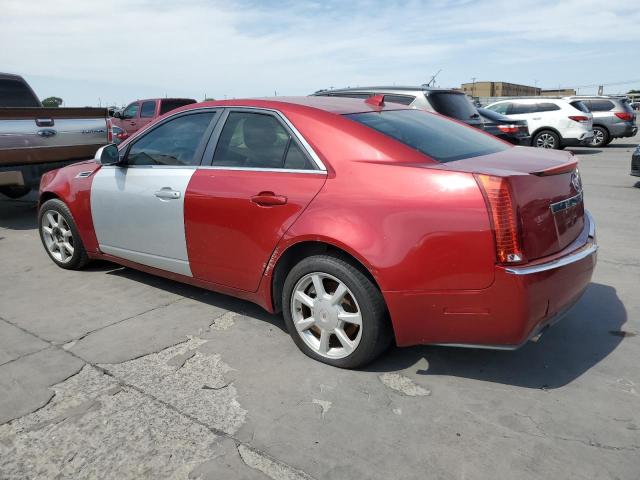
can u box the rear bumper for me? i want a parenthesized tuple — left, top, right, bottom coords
(610, 122, 637, 138)
(562, 131, 594, 146)
(0, 160, 78, 190)
(385, 211, 597, 348)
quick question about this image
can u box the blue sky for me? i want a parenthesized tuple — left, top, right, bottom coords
(2, 0, 639, 106)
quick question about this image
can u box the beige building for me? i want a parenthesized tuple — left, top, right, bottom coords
(540, 88, 577, 96)
(461, 81, 540, 97)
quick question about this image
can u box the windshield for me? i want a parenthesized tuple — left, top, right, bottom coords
(427, 92, 479, 121)
(346, 109, 509, 163)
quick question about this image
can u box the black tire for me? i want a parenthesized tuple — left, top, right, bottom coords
(0, 186, 31, 199)
(282, 254, 392, 368)
(590, 126, 609, 148)
(38, 199, 90, 270)
(532, 130, 561, 150)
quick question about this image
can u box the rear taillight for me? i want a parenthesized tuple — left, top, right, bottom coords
(475, 174, 524, 264)
(497, 124, 519, 134)
(107, 119, 113, 142)
(615, 112, 633, 121)
(568, 115, 589, 123)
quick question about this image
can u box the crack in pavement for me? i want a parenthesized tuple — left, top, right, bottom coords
(0, 314, 317, 479)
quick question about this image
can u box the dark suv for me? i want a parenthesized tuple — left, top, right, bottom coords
(312, 86, 484, 129)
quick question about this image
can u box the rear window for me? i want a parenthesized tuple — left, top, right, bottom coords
(0, 79, 40, 107)
(159, 99, 196, 115)
(346, 109, 508, 163)
(426, 92, 478, 120)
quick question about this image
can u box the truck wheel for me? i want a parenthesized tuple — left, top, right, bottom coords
(38, 199, 90, 270)
(0, 186, 31, 199)
(282, 254, 392, 368)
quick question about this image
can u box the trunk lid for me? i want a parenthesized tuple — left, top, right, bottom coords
(442, 147, 584, 261)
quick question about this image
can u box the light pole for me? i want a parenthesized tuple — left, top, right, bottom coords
(471, 77, 476, 98)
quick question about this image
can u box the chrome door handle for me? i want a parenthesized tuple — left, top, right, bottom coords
(154, 188, 181, 200)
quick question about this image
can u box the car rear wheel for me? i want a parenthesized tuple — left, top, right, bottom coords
(590, 126, 609, 148)
(533, 130, 560, 149)
(282, 254, 391, 368)
(38, 199, 90, 270)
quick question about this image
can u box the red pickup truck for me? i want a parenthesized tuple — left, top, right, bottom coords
(110, 98, 196, 139)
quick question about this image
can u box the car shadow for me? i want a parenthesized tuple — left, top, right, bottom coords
(104, 266, 288, 333)
(605, 143, 637, 149)
(0, 197, 37, 230)
(365, 283, 627, 390)
(567, 148, 602, 155)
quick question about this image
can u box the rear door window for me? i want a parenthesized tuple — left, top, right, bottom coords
(140, 101, 156, 118)
(510, 103, 536, 114)
(0, 79, 40, 107)
(211, 111, 316, 170)
(346, 109, 508, 163)
(426, 92, 478, 120)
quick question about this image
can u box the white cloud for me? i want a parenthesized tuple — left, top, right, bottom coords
(1, 0, 639, 105)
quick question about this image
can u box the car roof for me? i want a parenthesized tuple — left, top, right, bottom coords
(315, 86, 463, 94)
(135, 98, 196, 102)
(490, 98, 567, 105)
(176, 96, 414, 116)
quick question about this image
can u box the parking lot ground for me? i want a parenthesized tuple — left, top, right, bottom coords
(1, 136, 639, 479)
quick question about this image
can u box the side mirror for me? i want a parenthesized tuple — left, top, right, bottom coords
(113, 111, 122, 119)
(94, 144, 121, 166)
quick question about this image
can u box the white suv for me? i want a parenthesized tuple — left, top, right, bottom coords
(485, 98, 594, 149)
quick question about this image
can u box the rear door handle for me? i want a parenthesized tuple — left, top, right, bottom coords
(251, 191, 287, 206)
(154, 188, 181, 200)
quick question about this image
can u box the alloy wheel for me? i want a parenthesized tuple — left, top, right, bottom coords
(536, 133, 556, 149)
(290, 272, 362, 359)
(591, 129, 604, 146)
(41, 210, 75, 263)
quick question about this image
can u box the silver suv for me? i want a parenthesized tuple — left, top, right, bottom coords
(564, 96, 637, 147)
(312, 86, 484, 129)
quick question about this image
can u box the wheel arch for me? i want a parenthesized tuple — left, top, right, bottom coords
(531, 126, 563, 141)
(269, 239, 383, 315)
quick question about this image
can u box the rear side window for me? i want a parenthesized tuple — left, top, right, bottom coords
(127, 112, 215, 166)
(159, 99, 196, 115)
(212, 112, 316, 170)
(140, 101, 156, 118)
(536, 103, 561, 112)
(0, 79, 40, 107)
(570, 101, 590, 113)
(589, 100, 615, 112)
(346, 109, 508, 163)
(427, 92, 478, 120)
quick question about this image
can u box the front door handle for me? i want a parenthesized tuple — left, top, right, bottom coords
(251, 191, 287, 206)
(154, 188, 181, 200)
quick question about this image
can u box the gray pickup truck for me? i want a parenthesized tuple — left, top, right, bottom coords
(0, 73, 108, 198)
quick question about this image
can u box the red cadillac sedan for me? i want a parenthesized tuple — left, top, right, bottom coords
(38, 96, 597, 368)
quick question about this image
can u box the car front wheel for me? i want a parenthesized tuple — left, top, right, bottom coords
(282, 254, 391, 368)
(38, 199, 90, 270)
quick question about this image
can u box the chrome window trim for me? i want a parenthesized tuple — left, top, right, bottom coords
(205, 105, 327, 172)
(198, 165, 326, 175)
(505, 211, 597, 275)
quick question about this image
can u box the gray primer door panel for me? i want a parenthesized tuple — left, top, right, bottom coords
(91, 166, 195, 276)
